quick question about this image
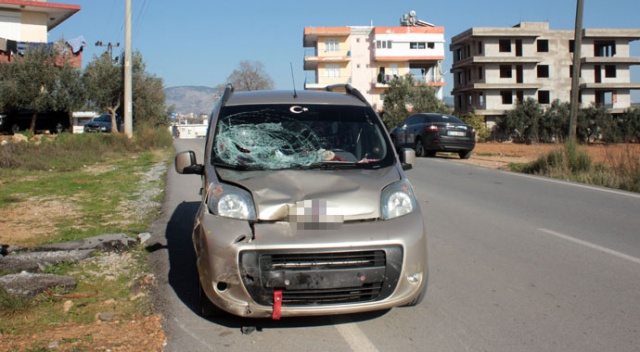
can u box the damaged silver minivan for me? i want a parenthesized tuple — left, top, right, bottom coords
(175, 84, 427, 319)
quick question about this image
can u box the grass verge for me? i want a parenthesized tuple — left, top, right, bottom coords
(510, 141, 640, 193)
(0, 127, 173, 350)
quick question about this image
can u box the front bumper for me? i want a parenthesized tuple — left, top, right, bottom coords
(193, 207, 428, 318)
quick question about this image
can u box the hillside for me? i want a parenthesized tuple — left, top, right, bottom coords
(165, 86, 219, 115)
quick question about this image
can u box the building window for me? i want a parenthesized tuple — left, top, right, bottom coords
(325, 39, 339, 52)
(410, 42, 426, 49)
(376, 40, 392, 49)
(325, 64, 340, 78)
(569, 40, 575, 53)
(500, 65, 512, 78)
(501, 91, 513, 104)
(595, 40, 616, 57)
(499, 39, 511, 52)
(477, 41, 483, 54)
(478, 67, 483, 80)
(538, 90, 550, 104)
(427, 42, 435, 49)
(605, 65, 617, 78)
(537, 39, 549, 52)
(537, 65, 550, 78)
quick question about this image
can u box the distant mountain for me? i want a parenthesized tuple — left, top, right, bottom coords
(165, 86, 219, 115)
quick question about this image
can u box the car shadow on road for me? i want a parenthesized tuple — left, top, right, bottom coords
(163, 201, 391, 330)
(164, 201, 200, 310)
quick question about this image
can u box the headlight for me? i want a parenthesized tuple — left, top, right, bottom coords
(381, 179, 417, 220)
(206, 183, 256, 220)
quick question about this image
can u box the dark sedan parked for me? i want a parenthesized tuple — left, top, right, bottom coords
(84, 114, 122, 133)
(390, 113, 476, 159)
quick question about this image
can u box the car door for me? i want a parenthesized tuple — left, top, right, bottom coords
(394, 115, 418, 147)
(406, 114, 427, 145)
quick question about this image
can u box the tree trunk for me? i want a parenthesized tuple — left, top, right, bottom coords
(30, 111, 38, 135)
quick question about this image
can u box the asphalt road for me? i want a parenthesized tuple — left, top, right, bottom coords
(149, 138, 640, 352)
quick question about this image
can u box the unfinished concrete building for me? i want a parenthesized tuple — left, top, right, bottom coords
(450, 22, 640, 128)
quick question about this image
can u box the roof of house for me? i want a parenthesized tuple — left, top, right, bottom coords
(0, 0, 80, 31)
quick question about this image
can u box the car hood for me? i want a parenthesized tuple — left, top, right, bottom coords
(216, 166, 402, 221)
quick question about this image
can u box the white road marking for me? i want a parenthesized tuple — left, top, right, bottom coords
(439, 158, 640, 199)
(333, 318, 379, 352)
(511, 172, 640, 199)
(538, 228, 640, 265)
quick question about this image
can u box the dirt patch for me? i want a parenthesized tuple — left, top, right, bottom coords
(1, 314, 165, 351)
(0, 197, 83, 246)
(453, 142, 640, 170)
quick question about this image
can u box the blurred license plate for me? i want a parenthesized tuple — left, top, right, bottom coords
(448, 131, 465, 136)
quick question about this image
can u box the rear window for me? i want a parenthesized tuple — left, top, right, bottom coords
(212, 104, 394, 170)
(429, 114, 463, 124)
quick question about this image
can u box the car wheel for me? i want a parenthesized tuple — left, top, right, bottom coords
(198, 279, 224, 318)
(11, 124, 19, 135)
(459, 151, 472, 159)
(414, 139, 425, 157)
(55, 123, 64, 134)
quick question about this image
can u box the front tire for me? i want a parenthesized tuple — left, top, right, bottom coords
(459, 151, 472, 159)
(414, 139, 425, 157)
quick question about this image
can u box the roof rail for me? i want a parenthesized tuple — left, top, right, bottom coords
(220, 83, 234, 106)
(325, 84, 368, 105)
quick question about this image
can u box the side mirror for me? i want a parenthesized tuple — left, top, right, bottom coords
(400, 148, 415, 171)
(175, 150, 204, 175)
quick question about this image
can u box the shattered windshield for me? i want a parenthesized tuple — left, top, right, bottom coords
(212, 104, 393, 170)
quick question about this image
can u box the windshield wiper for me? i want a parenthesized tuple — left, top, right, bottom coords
(213, 162, 261, 171)
(306, 161, 359, 170)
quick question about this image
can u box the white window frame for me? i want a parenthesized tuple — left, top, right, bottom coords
(325, 64, 340, 78)
(325, 39, 339, 52)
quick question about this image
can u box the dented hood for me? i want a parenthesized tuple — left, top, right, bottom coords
(216, 167, 402, 221)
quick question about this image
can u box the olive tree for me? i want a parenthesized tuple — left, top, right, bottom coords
(83, 53, 123, 133)
(130, 51, 169, 128)
(382, 74, 449, 130)
(618, 107, 640, 143)
(0, 46, 58, 134)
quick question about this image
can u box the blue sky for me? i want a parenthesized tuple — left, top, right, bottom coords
(49, 0, 640, 100)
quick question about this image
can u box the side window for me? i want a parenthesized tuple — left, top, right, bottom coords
(405, 115, 419, 126)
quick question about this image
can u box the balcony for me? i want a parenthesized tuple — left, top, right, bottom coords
(451, 56, 543, 70)
(304, 49, 351, 70)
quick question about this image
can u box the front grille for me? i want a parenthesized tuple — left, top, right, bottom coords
(239, 247, 402, 306)
(267, 251, 386, 270)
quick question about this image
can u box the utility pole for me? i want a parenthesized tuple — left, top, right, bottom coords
(569, 0, 584, 141)
(124, 0, 133, 138)
(95, 41, 120, 63)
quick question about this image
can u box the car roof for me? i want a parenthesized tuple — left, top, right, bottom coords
(224, 89, 369, 107)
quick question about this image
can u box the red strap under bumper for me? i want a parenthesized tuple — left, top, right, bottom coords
(272, 289, 283, 320)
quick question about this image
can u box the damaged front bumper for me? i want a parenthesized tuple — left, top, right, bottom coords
(193, 207, 427, 318)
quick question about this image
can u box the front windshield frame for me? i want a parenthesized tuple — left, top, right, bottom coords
(211, 104, 394, 171)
